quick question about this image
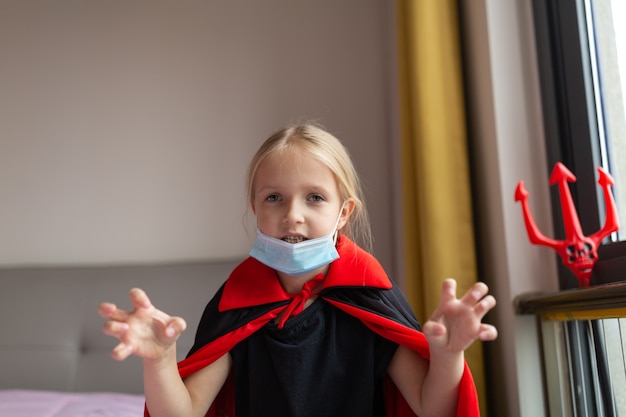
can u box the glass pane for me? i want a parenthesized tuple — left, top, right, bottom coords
(589, 0, 626, 241)
(601, 318, 626, 415)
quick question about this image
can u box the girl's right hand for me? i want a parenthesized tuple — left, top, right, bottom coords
(99, 288, 187, 362)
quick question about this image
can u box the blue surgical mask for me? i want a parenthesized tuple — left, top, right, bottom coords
(249, 209, 343, 276)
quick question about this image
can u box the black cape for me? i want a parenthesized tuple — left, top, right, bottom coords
(144, 236, 480, 417)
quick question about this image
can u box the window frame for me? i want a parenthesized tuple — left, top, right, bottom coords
(532, 0, 626, 290)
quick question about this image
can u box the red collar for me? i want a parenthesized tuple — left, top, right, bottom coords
(219, 236, 392, 311)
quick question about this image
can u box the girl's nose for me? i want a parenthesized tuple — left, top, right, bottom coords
(283, 200, 305, 224)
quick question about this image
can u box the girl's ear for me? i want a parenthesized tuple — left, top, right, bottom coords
(337, 199, 356, 230)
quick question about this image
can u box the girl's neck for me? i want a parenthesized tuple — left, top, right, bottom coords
(277, 264, 329, 294)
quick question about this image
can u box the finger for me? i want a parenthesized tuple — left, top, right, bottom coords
(460, 281, 490, 306)
(474, 294, 497, 317)
(422, 320, 446, 338)
(111, 342, 134, 361)
(149, 309, 185, 339)
(99, 302, 130, 322)
(428, 279, 457, 322)
(164, 316, 187, 339)
(478, 323, 498, 341)
(129, 288, 151, 310)
(98, 302, 116, 318)
(151, 308, 171, 327)
(154, 315, 187, 339)
(440, 278, 458, 304)
(102, 320, 130, 338)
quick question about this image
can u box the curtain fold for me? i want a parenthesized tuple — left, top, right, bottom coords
(396, 0, 488, 415)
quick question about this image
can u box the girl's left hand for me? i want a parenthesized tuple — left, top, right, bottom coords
(422, 278, 498, 353)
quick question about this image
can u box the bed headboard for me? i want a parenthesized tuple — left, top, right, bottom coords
(0, 260, 239, 394)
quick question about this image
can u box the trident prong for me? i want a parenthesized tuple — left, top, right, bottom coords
(592, 166, 620, 243)
(514, 163, 620, 287)
(550, 162, 584, 244)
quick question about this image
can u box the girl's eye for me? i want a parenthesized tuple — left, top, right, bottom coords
(266, 194, 280, 202)
(309, 194, 325, 202)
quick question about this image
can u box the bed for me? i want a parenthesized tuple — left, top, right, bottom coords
(0, 259, 238, 416)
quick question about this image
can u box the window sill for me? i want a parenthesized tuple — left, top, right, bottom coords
(515, 281, 626, 321)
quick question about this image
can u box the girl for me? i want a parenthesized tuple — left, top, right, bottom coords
(100, 123, 497, 417)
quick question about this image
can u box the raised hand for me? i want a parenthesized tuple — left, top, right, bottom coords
(99, 288, 187, 361)
(422, 278, 497, 353)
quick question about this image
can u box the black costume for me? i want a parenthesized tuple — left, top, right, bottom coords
(144, 236, 480, 417)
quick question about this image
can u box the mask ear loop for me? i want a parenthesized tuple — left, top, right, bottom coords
(332, 202, 346, 245)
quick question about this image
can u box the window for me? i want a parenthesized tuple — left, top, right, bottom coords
(524, 1, 626, 415)
(589, 0, 626, 242)
(532, 0, 626, 290)
(516, 283, 626, 417)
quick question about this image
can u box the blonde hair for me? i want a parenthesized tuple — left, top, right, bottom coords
(246, 123, 373, 252)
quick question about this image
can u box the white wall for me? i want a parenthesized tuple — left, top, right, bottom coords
(460, 1, 560, 416)
(0, 1, 399, 274)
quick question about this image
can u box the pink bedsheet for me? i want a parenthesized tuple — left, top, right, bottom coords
(0, 390, 145, 417)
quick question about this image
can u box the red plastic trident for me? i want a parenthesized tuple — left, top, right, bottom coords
(515, 162, 620, 287)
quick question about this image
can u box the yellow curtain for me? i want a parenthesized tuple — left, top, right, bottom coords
(396, 0, 488, 415)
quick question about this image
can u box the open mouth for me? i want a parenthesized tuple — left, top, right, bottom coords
(282, 235, 306, 244)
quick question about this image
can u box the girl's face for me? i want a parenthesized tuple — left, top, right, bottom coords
(251, 148, 354, 244)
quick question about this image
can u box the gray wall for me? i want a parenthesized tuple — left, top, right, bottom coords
(0, 1, 401, 277)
